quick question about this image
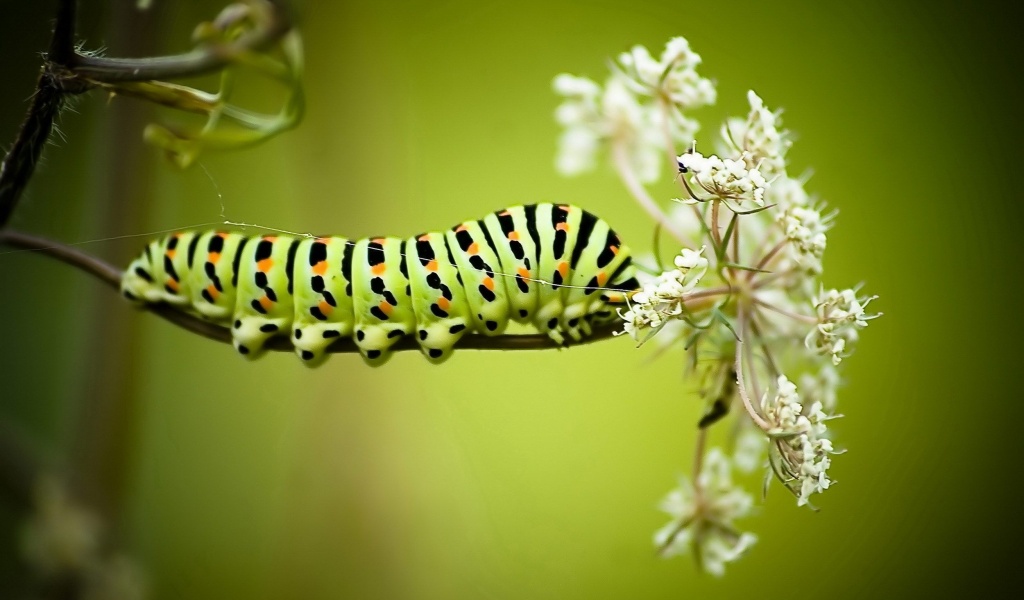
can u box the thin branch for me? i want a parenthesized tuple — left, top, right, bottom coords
(0, 0, 295, 229)
(49, 0, 78, 65)
(68, 0, 293, 83)
(0, 0, 82, 229)
(0, 229, 624, 353)
(0, 79, 64, 228)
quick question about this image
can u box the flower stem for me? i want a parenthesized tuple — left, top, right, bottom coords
(611, 141, 695, 248)
(749, 238, 787, 280)
(753, 297, 816, 324)
(734, 310, 772, 431)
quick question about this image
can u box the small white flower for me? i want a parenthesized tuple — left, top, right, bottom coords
(616, 37, 716, 110)
(678, 150, 769, 206)
(618, 247, 709, 341)
(722, 91, 790, 178)
(780, 204, 833, 275)
(760, 376, 841, 507)
(806, 287, 880, 365)
(554, 37, 716, 184)
(655, 449, 756, 575)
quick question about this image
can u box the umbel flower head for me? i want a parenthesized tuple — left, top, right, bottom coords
(553, 36, 881, 574)
(553, 37, 715, 184)
(654, 449, 757, 576)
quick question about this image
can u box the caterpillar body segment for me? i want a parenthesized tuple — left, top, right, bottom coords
(351, 237, 417, 365)
(408, 231, 473, 364)
(445, 220, 510, 337)
(120, 203, 639, 366)
(290, 236, 356, 366)
(232, 235, 297, 357)
(189, 232, 248, 321)
(481, 207, 540, 324)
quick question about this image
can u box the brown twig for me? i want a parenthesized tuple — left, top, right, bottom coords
(0, 229, 624, 352)
(0, 0, 295, 230)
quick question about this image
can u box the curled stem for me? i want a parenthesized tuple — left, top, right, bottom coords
(68, 0, 293, 83)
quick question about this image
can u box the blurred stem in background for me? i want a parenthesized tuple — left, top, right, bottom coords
(0, 1, 300, 596)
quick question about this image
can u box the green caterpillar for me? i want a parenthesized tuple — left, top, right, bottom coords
(121, 203, 639, 365)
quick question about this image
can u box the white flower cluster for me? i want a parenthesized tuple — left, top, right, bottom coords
(677, 150, 769, 206)
(654, 449, 757, 576)
(619, 247, 708, 341)
(781, 205, 832, 274)
(553, 38, 716, 183)
(617, 38, 716, 106)
(722, 91, 791, 178)
(764, 174, 810, 212)
(761, 376, 839, 506)
(806, 288, 880, 365)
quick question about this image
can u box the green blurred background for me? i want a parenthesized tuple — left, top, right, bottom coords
(0, 0, 1020, 598)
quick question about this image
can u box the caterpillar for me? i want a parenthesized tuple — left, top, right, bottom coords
(120, 203, 640, 366)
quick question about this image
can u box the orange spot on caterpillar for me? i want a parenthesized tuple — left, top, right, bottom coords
(378, 301, 394, 316)
(555, 223, 569, 232)
(467, 242, 479, 255)
(418, 235, 430, 242)
(259, 295, 274, 312)
(498, 211, 510, 216)
(208, 252, 221, 264)
(312, 261, 328, 275)
(426, 260, 438, 272)
(371, 263, 386, 276)
(609, 245, 619, 255)
(482, 277, 495, 291)
(318, 300, 334, 315)
(508, 231, 520, 241)
(166, 279, 179, 292)
(371, 237, 386, 244)
(166, 249, 177, 259)
(517, 267, 530, 279)
(437, 296, 450, 311)
(257, 258, 274, 272)
(206, 284, 220, 299)
(597, 271, 608, 286)
(263, 236, 278, 242)
(558, 262, 569, 278)
(455, 225, 468, 232)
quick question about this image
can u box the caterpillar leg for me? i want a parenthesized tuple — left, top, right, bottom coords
(187, 232, 248, 322)
(351, 237, 415, 365)
(291, 237, 356, 367)
(231, 235, 298, 359)
(408, 233, 472, 363)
